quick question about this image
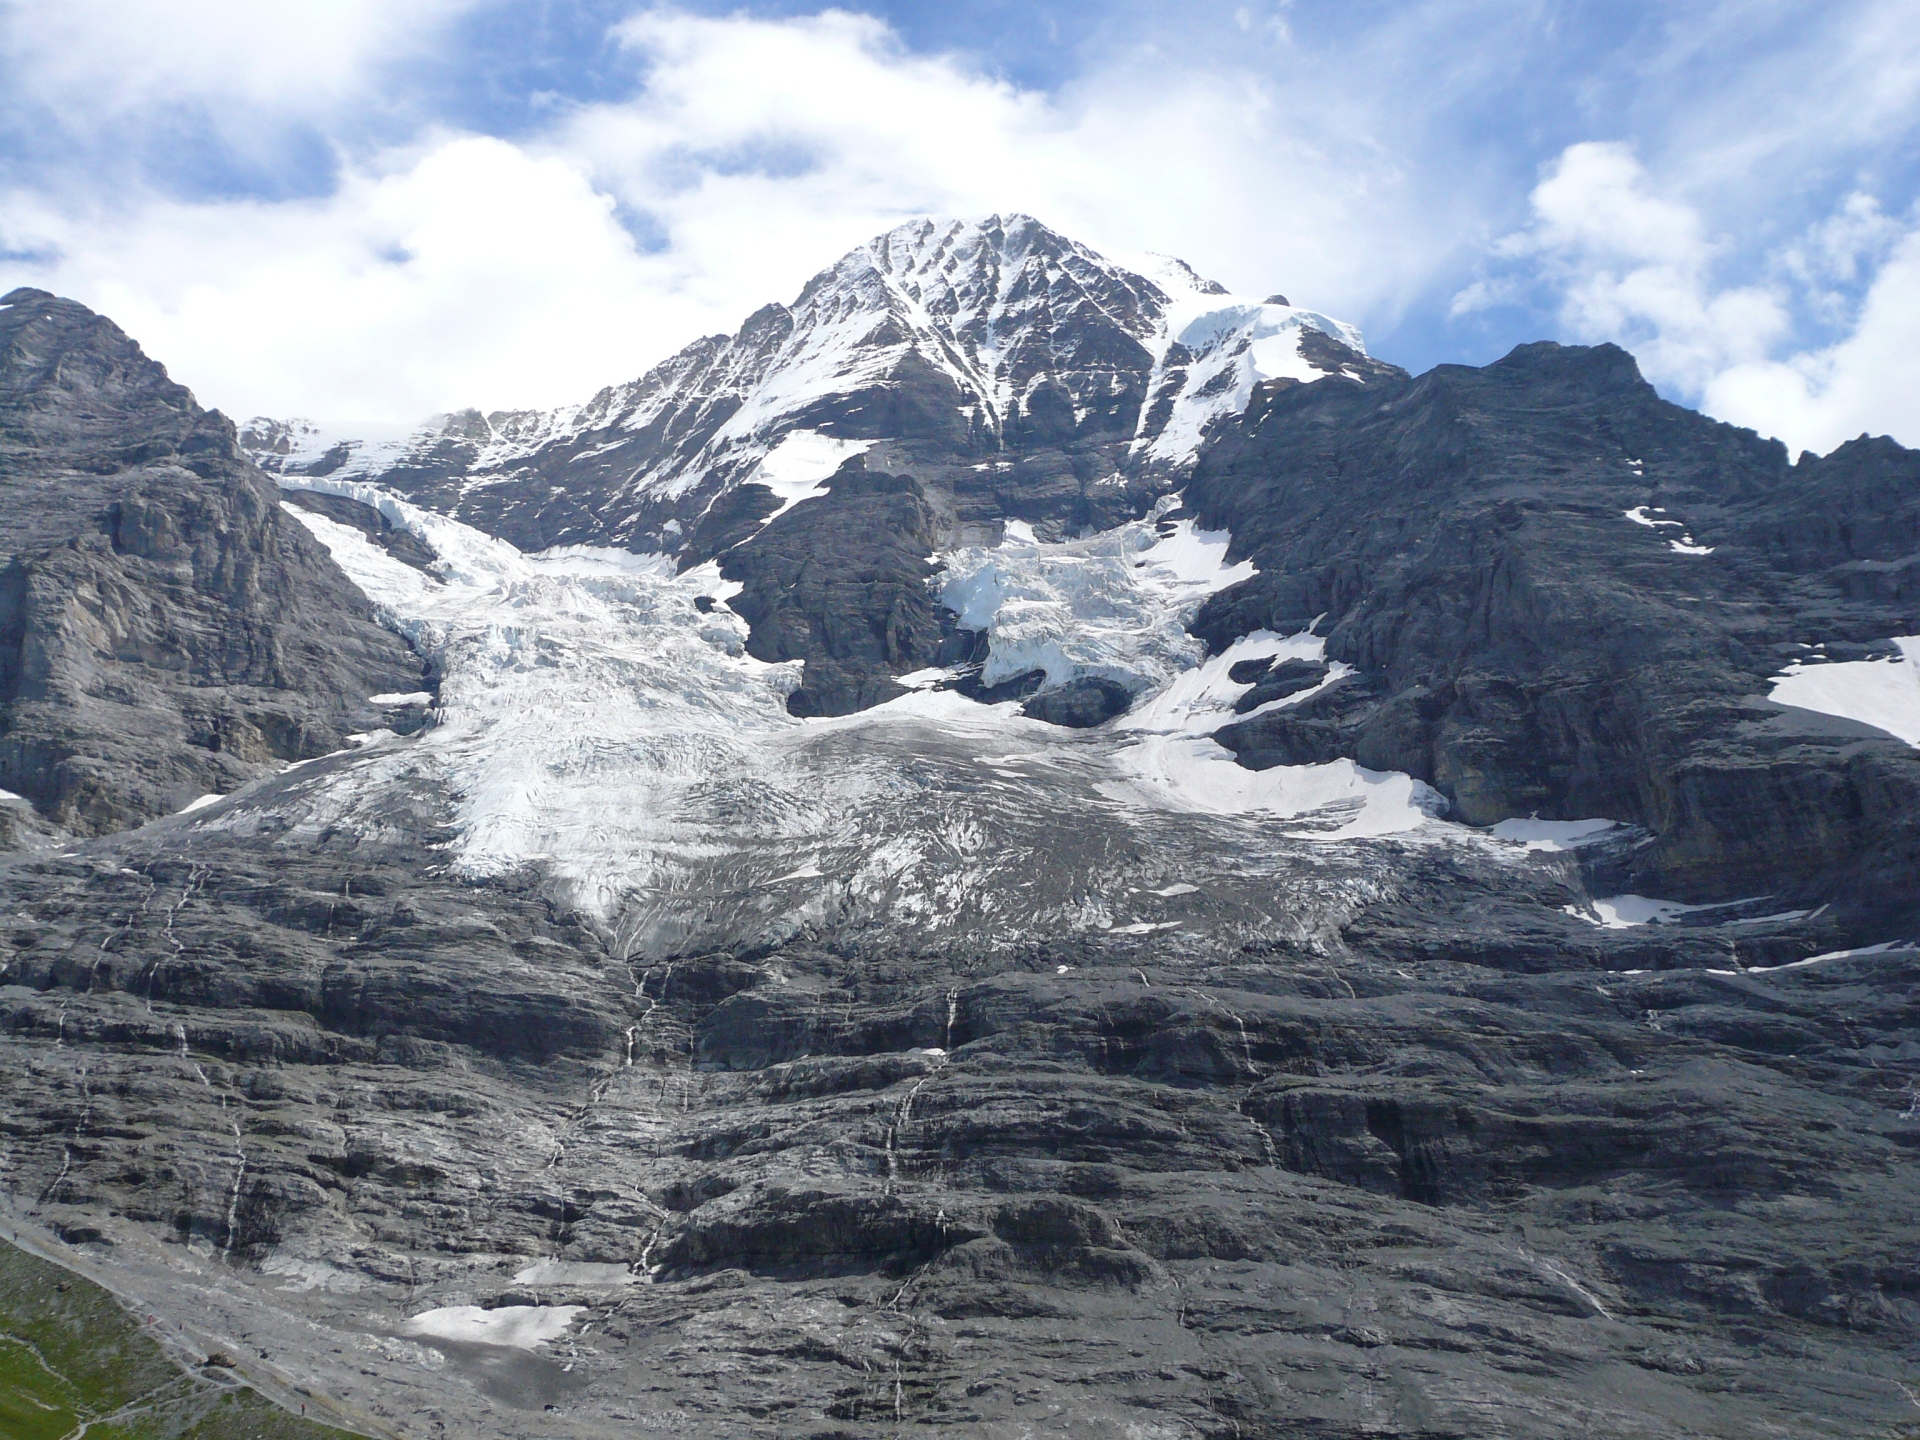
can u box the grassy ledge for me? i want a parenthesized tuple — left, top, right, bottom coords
(0, 1239, 365, 1440)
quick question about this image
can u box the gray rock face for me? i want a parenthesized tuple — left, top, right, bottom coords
(712, 464, 950, 718)
(2, 270, 1918, 1440)
(1020, 675, 1132, 727)
(0, 289, 428, 836)
(1187, 341, 1920, 930)
(4, 788, 1918, 1438)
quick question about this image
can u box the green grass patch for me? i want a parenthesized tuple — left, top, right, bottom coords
(0, 1239, 364, 1439)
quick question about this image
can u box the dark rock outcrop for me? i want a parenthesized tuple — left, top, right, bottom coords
(0, 289, 426, 837)
(1020, 674, 1132, 727)
(710, 463, 948, 716)
(1189, 342, 1920, 926)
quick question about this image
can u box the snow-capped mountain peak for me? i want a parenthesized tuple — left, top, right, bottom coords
(242, 214, 1391, 558)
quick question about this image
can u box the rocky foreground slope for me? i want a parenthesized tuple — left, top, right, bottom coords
(2, 222, 1919, 1440)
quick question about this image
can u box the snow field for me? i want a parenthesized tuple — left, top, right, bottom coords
(1769, 637, 1920, 746)
(402, 1304, 583, 1350)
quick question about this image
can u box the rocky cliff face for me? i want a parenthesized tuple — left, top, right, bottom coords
(3, 228, 1919, 1440)
(1183, 341, 1920, 932)
(0, 288, 428, 837)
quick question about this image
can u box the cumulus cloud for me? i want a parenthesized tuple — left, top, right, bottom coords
(2, 136, 694, 422)
(1706, 226, 1920, 454)
(1475, 142, 1787, 394)
(1, 7, 1466, 424)
(0, 0, 476, 124)
(1470, 140, 1920, 455)
(569, 8, 1451, 321)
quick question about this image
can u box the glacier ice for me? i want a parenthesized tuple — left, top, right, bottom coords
(256, 478, 1443, 957)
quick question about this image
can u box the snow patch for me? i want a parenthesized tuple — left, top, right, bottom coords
(746, 430, 875, 525)
(1745, 940, 1907, 972)
(1563, 894, 1764, 928)
(1489, 818, 1620, 852)
(369, 691, 433, 706)
(177, 794, 224, 815)
(1623, 507, 1713, 554)
(1112, 736, 1445, 839)
(262, 1254, 365, 1294)
(401, 1304, 583, 1350)
(1769, 637, 1920, 746)
(1624, 506, 1681, 529)
(512, 1260, 636, 1287)
(1112, 627, 1442, 839)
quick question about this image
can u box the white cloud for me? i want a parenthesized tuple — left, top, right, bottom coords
(568, 8, 1456, 326)
(0, 0, 476, 124)
(1, 2, 1913, 450)
(1706, 226, 1920, 453)
(1490, 142, 1787, 393)
(1477, 140, 1920, 455)
(3, 137, 682, 422)
(1, 7, 1469, 425)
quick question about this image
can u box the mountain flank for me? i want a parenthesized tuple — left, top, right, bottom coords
(0, 223, 1918, 1440)
(1186, 339, 1920, 929)
(0, 287, 428, 837)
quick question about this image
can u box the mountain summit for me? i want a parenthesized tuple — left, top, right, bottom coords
(243, 214, 1388, 557)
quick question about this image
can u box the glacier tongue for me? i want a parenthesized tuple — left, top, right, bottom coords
(260, 479, 1438, 956)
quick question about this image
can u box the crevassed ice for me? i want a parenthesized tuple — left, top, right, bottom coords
(259, 481, 1443, 955)
(937, 498, 1254, 693)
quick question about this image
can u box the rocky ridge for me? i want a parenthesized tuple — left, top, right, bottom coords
(1182, 341, 1920, 931)
(0, 288, 429, 838)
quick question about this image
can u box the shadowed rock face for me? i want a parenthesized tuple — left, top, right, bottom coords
(1187, 342, 1920, 929)
(0, 288, 427, 836)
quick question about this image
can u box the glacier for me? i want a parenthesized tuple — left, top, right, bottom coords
(257, 477, 1442, 961)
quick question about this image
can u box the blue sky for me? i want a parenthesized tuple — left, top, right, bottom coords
(2, 0, 1916, 452)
